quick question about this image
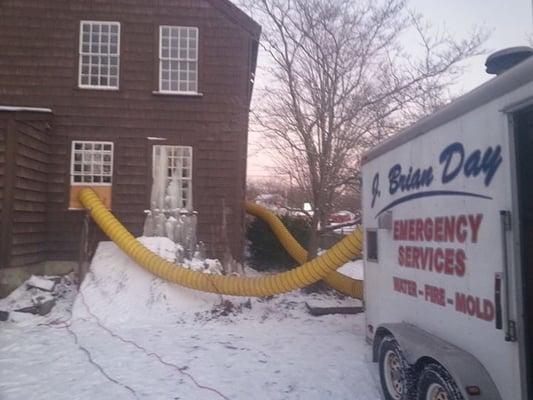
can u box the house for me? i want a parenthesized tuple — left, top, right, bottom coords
(0, 0, 260, 295)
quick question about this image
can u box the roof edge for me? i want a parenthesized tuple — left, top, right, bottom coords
(206, 0, 261, 39)
(361, 55, 533, 165)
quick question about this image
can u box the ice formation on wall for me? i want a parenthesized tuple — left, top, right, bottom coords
(143, 145, 198, 259)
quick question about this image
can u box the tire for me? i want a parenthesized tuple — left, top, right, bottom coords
(378, 336, 413, 400)
(416, 363, 464, 400)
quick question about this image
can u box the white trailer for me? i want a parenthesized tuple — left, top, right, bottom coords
(361, 48, 533, 400)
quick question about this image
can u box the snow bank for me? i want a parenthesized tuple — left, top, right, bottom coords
(138, 236, 223, 274)
(337, 259, 364, 280)
(73, 238, 226, 325)
(74, 237, 365, 325)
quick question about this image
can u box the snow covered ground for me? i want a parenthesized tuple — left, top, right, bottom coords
(0, 240, 381, 400)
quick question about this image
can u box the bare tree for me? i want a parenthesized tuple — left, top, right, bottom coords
(242, 0, 488, 258)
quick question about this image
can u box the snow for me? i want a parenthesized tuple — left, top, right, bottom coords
(26, 275, 56, 292)
(333, 224, 359, 234)
(0, 238, 381, 400)
(337, 259, 365, 280)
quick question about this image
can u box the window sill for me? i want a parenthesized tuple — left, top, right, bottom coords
(152, 91, 203, 97)
(71, 183, 113, 187)
(78, 85, 120, 91)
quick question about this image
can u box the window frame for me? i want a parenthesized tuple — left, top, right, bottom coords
(158, 25, 199, 95)
(78, 20, 121, 90)
(152, 145, 193, 210)
(70, 140, 114, 186)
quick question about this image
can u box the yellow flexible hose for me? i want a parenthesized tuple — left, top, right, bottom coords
(245, 202, 364, 299)
(80, 188, 364, 297)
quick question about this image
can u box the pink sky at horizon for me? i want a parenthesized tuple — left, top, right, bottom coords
(246, 0, 533, 182)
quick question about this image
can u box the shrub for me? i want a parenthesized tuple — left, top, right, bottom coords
(246, 213, 311, 271)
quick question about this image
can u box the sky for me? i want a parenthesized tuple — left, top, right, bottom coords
(246, 0, 533, 181)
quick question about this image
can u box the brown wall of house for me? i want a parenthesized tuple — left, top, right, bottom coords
(0, 111, 51, 269)
(0, 1, 259, 262)
(0, 119, 7, 268)
(0, 120, 5, 207)
(11, 114, 51, 267)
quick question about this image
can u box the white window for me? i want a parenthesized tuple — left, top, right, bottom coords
(71, 141, 114, 185)
(79, 21, 120, 89)
(151, 145, 193, 210)
(159, 26, 198, 94)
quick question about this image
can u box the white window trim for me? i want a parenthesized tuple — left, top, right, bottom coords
(78, 20, 121, 90)
(158, 25, 199, 95)
(71, 140, 114, 186)
(152, 145, 193, 209)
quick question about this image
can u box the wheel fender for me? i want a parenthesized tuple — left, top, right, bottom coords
(373, 323, 502, 400)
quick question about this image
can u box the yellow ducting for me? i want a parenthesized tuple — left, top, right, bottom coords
(245, 202, 364, 299)
(79, 188, 364, 297)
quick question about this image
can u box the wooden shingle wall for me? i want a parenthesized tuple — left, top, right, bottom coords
(0, 119, 5, 219)
(0, 119, 7, 268)
(0, 112, 51, 269)
(11, 115, 51, 267)
(0, 0, 259, 262)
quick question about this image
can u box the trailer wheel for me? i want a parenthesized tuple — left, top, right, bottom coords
(417, 363, 464, 400)
(378, 336, 412, 400)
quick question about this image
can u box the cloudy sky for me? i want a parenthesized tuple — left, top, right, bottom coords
(247, 0, 533, 180)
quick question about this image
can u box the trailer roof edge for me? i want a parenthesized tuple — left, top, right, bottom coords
(361, 56, 533, 165)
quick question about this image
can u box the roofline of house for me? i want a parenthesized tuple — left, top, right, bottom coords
(207, 0, 261, 39)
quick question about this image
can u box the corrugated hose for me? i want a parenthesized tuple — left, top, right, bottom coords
(79, 188, 364, 298)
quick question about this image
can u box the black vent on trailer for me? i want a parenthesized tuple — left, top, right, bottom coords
(485, 46, 533, 75)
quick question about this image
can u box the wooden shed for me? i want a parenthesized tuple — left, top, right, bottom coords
(0, 0, 260, 295)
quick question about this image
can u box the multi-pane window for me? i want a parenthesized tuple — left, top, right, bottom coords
(152, 145, 193, 210)
(79, 21, 120, 89)
(71, 141, 114, 185)
(159, 26, 198, 93)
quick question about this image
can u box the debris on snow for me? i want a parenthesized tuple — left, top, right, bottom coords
(15, 298, 56, 316)
(27, 275, 56, 292)
(305, 302, 364, 316)
(0, 273, 77, 323)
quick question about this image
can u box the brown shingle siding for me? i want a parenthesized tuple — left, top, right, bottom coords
(0, 112, 50, 268)
(0, 0, 258, 266)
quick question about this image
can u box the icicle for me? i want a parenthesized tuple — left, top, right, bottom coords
(175, 244, 185, 264)
(195, 241, 207, 261)
(151, 146, 169, 210)
(154, 212, 167, 237)
(182, 214, 197, 258)
(174, 215, 183, 245)
(143, 210, 154, 237)
(165, 216, 177, 241)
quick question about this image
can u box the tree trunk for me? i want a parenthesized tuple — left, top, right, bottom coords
(306, 212, 320, 261)
(303, 211, 329, 293)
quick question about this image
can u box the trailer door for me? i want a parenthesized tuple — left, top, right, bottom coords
(514, 105, 533, 399)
